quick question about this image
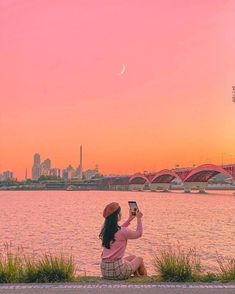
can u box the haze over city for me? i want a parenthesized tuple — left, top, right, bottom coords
(1, 0, 235, 180)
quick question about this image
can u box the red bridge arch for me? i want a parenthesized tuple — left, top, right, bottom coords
(151, 169, 180, 183)
(184, 164, 233, 182)
(129, 174, 150, 185)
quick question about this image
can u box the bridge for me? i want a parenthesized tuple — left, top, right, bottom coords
(98, 164, 235, 193)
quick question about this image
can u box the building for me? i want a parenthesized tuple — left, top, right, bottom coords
(32, 146, 84, 181)
(42, 159, 51, 169)
(83, 169, 98, 180)
(73, 145, 83, 180)
(62, 165, 75, 180)
(80, 145, 83, 176)
(41, 158, 51, 176)
(49, 168, 61, 178)
(75, 145, 83, 180)
(32, 153, 41, 180)
(32, 153, 61, 180)
(83, 164, 99, 180)
(62, 169, 68, 179)
(0, 171, 14, 181)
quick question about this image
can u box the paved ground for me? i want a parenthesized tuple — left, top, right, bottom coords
(0, 283, 235, 294)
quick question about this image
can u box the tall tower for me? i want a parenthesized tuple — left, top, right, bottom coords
(78, 145, 83, 180)
(75, 146, 83, 180)
(32, 153, 41, 180)
(80, 145, 83, 174)
(34, 153, 41, 166)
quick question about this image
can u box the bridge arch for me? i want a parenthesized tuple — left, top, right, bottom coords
(151, 169, 181, 184)
(129, 174, 150, 185)
(184, 164, 232, 182)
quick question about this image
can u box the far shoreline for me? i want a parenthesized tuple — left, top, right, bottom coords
(0, 187, 235, 192)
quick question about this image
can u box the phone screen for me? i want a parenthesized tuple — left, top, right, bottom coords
(128, 201, 138, 214)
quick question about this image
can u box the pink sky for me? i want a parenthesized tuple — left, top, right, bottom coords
(0, 0, 235, 180)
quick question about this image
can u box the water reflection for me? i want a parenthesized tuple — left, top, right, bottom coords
(0, 190, 234, 275)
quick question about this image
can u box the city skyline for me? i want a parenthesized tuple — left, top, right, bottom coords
(1, 148, 235, 181)
(0, 145, 102, 181)
(32, 145, 83, 180)
(1, 151, 235, 181)
(1, 1, 235, 180)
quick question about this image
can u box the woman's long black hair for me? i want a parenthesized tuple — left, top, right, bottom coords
(99, 207, 121, 249)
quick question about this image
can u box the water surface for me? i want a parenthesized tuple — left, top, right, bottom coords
(0, 190, 234, 275)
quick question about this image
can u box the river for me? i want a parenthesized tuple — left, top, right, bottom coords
(0, 190, 234, 276)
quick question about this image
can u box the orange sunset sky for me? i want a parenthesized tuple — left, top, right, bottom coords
(0, 0, 235, 180)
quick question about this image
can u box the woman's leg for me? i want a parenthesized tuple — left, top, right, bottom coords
(129, 257, 147, 276)
(123, 255, 139, 276)
(137, 258, 147, 276)
(123, 255, 136, 262)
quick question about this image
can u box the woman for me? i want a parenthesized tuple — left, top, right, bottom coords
(99, 202, 147, 280)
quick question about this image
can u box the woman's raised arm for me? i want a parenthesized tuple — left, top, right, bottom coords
(123, 212, 143, 239)
(121, 209, 136, 227)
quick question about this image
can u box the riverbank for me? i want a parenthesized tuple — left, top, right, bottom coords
(0, 282, 235, 294)
(1, 186, 235, 191)
(0, 243, 234, 284)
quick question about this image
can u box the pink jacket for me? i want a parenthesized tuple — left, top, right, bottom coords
(101, 217, 143, 261)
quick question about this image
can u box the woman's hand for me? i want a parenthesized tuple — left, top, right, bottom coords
(128, 209, 136, 221)
(136, 210, 143, 218)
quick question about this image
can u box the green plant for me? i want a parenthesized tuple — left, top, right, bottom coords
(194, 272, 218, 282)
(23, 253, 77, 283)
(216, 254, 235, 282)
(0, 242, 77, 283)
(153, 244, 201, 282)
(0, 243, 24, 283)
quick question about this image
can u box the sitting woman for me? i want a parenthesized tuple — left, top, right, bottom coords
(99, 202, 147, 280)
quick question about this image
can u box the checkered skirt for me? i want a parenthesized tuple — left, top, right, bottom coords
(100, 259, 133, 280)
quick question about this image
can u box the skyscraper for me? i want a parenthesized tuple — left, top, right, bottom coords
(41, 158, 51, 176)
(43, 158, 51, 169)
(32, 153, 41, 180)
(80, 145, 83, 175)
(76, 145, 83, 180)
(34, 153, 40, 165)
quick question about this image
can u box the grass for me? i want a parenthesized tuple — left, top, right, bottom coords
(0, 243, 24, 283)
(127, 276, 160, 283)
(23, 253, 76, 283)
(0, 242, 235, 283)
(153, 244, 201, 282)
(0, 243, 77, 283)
(152, 244, 235, 283)
(216, 253, 235, 282)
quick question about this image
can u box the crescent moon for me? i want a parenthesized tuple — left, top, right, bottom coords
(118, 64, 126, 76)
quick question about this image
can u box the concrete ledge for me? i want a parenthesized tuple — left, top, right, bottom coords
(0, 282, 235, 289)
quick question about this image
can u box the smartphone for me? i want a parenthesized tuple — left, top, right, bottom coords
(128, 201, 139, 215)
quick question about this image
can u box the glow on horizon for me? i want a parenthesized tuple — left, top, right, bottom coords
(0, 0, 235, 180)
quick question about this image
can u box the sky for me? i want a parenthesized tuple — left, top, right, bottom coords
(0, 0, 235, 180)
